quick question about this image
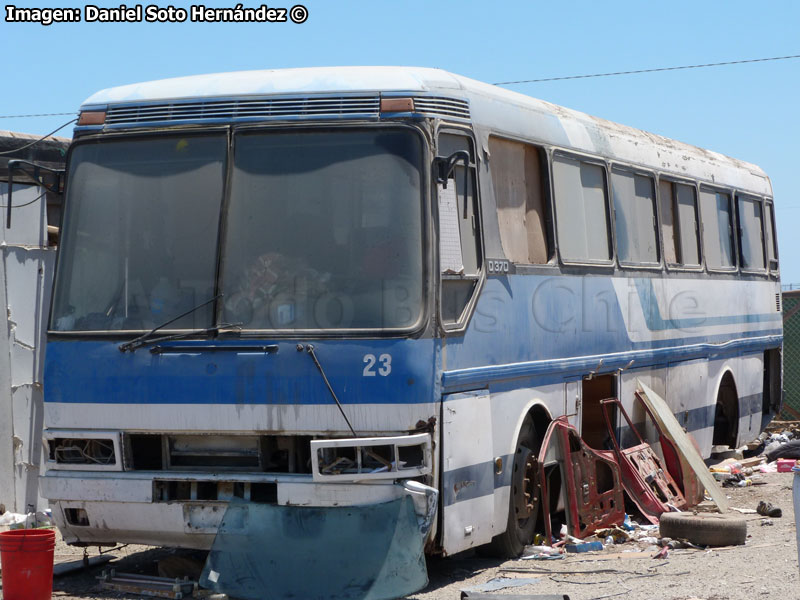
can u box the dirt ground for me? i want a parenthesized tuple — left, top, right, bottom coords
(1, 471, 797, 600)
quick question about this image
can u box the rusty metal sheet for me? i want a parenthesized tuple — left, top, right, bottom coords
(600, 398, 686, 523)
(636, 380, 729, 512)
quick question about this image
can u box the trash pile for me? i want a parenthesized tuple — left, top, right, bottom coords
(752, 426, 800, 465)
(708, 423, 800, 481)
(0, 509, 53, 530)
(514, 506, 755, 566)
(518, 514, 668, 560)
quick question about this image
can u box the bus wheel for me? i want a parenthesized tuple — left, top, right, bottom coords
(488, 415, 540, 557)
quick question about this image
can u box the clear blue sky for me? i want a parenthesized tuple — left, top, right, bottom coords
(3, 1, 799, 281)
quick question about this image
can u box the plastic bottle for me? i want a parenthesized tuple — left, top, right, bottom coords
(622, 514, 635, 531)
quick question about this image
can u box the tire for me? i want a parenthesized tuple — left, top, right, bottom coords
(659, 512, 747, 547)
(485, 415, 540, 557)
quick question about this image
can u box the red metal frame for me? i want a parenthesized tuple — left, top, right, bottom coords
(538, 416, 625, 542)
(600, 397, 687, 523)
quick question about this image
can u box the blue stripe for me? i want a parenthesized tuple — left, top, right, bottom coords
(634, 278, 781, 330)
(442, 455, 513, 507)
(44, 338, 438, 406)
(442, 334, 782, 391)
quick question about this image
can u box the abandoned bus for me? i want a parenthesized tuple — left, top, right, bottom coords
(42, 67, 782, 559)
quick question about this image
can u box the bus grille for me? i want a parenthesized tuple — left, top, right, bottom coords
(105, 96, 380, 124)
(103, 95, 470, 125)
(412, 97, 470, 120)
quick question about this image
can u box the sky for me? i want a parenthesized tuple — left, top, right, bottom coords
(3, 0, 799, 281)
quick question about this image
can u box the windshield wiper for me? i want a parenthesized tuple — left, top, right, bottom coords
(300, 343, 357, 437)
(118, 294, 222, 353)
(140, 323, 243, 352)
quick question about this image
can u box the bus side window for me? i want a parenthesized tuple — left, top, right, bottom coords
(488, 136, 551, 264)
(699, 187, 736, 270)
(764, 201, 778, 271)
(610, 168, 658, 265)
(659, 180, 700, 267)
(736, 194, 766, 271)
(552, 155, 612, 263)
(438, 132, 481, 327)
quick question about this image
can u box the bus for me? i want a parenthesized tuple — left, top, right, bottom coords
(41, 67, 782, 561)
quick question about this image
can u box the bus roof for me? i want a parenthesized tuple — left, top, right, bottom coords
(81, 66, 771, 196)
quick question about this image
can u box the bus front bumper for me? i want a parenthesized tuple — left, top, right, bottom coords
(41, 471, 437, 550)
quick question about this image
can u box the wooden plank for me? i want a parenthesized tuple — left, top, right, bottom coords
(637, 380, 729, 512)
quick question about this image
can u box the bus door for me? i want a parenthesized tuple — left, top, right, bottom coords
(441, 389, 495, 554)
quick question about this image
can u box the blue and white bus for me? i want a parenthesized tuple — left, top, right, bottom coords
(41, 67, 782, 558)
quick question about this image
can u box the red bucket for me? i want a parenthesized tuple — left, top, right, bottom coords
(0, 528, 55, 600)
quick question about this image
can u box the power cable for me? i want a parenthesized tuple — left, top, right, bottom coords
(0, 191, 47, 209)
(0, 112, 75, 119)
(493, 53, 800, 85)
(0, 118, 76, 155)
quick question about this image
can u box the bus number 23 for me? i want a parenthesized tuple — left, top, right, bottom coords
(363, 354, 392, 376)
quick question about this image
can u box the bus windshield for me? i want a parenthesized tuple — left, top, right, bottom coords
(51, 128, 424, 333)
(51, 134, 227, 332)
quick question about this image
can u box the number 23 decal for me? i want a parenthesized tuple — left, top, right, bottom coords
(363, 353, 392, 376)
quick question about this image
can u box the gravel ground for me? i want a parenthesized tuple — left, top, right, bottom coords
(1, 471, 797, 600)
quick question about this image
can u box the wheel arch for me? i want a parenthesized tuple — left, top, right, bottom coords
(509, 399, 553, 456)
(712, 367, 740, 448)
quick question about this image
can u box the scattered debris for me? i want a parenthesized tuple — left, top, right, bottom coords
(756, 501, 782, 518)
(766, 440, 800, 462)
(0, 510, 52, 529)
(651, 546, 669, 559)
(565, 541, 603, 553)
(521, 545, 562, 559)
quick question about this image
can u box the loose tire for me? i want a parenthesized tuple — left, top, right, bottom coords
(486, 415, 540, 557)
(659, 512, 747, 547)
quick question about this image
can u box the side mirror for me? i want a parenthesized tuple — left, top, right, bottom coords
(433, 151, 470, 218)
